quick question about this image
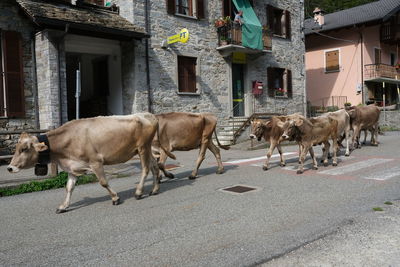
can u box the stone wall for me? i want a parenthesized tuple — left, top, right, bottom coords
(115, 0, 306, 120)
(0, 0, 37, 155)
(379, 110, 400, 129)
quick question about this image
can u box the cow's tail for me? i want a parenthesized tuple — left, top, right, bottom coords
(156, 126, 176, 160)
(213, 129, 230, 150)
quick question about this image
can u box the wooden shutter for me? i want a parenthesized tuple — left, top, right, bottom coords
(178, 56, 197, 93)
(325, 50, 339, 72)
(0, 31, 4, 117)
(167, 0, 175, 14)
(3, 31, 25, 117)
(267, 67, 274, 97)
(285, 10, 291, 40)
(266, 5, 275, 34)
(286, 69, 292, 98)
(197, 0, 205, 19)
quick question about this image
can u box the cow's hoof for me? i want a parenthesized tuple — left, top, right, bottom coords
(56, 208, 67, 214)
(296, 170, 303, 174)
(333, 163, 338, 166)
(345, 153, 350, 157)
(280, 163, 286, 167)
(371, 143, 378, 147)
(323, 162, 328, 167)
(216, 169, 224, 175)
(262, 165, 269, 171)
(320, 160, 324, 163)
(165, 173, 175, 179)
(112, 198, 120, 205)
(135, 194, 143, 200)
(149, 191, 158, 196)
(188, 175, 196, 180)
(312, 166, 318, 170)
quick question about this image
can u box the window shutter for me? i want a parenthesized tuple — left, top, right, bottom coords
(0, 32, 4, 117)
(167, 0, 175, 14)
(178, 56, 197, 93)
(326, 50, 339, 72)
(286, 69, 292, 98)
(266, 5, 274, 34)
(3, 31, 25, 117)
(285, 10, 291, 39)
(267, 67, 274, 97)
(197, 0, 205, 19)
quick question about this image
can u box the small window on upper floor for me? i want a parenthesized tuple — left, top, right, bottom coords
(267, 67, 292, 98)
(266, 5, 291, 40)
(325, 49, 340, 72)
(166, 0, 205, 19)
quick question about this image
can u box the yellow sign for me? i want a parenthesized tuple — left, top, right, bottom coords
(233, 52, 246, 64)
(167, 28, 190, 45)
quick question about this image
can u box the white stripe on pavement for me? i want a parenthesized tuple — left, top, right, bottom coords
(319, 158, 394, 176)
(224, 152, 296, 164)
(363, 166, 400, 181)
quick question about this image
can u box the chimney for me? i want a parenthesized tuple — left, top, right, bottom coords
(313, 7, 325, 26)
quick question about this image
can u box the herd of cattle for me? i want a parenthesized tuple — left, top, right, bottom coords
(6, 105, 381, 213)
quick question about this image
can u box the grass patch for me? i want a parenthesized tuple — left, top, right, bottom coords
(384, 201, 393, 205)
(0, 172, 97, 197)
(380, 126, 400, 132)
(373, 207, 384, 212)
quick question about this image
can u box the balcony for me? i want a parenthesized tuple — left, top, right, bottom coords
(216, 23, 272, 57)
(364, 64, 400, 82)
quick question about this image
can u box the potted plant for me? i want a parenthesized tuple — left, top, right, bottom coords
(214, 17, 225, 28)
(220, 36, 229, 45)
(344, 102, 352, 109)
(274, 88, 287, 97)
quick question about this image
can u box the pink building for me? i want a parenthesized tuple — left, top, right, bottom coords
(305, 0, 400, 111)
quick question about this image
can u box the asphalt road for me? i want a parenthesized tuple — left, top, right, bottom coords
(1, 133, 400, 266)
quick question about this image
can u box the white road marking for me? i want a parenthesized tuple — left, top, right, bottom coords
(363, 166, 400, 181)
(275, 155, 354, 171)
(224, 152, 296, 164)
(319, 158, 394, 176)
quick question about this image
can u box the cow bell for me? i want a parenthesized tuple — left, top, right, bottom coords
(35, 164, 48, 176)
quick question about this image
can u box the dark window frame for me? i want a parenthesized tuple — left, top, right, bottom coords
(267, 67, 292, 98)
(177, 55, 198, 94)
(167, 0, 205, 19)
(267, 5, 291, 40)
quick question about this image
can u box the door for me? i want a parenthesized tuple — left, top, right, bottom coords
(232, 63, 245, 117)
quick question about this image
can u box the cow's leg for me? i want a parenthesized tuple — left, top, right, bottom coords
(189, 142, 208, 179)
(263, 141, 277, 170)
(149, 155, 161, 196)
(332, 138, 338, 166)
(297, 144, 308, 174)
(135, 146, 152, 199)
(322, 141, 330, 166)
(277, 144, 286, 167)
(371, 125, 379, 146)
(309, 147, 318, 170)
(207, 141, 224, 174)
(362, 130, 368, 145)
(158, 149, 174, 179)
(56, 173, 77, 213)
(91, 164, 120, 205)
(352, 125, 361, 149)
(344, 129, 350, 156)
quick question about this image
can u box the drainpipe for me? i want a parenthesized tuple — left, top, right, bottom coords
(359, 29, 364, 104)
(144, 0, 152, 113)
(31, 35, 39, 129)
(56, 24, 69, 126)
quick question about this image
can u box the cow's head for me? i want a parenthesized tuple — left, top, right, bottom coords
(281, 118, 303, 141)
(7, 133, 48, 173)
(250, 120, 270, 141)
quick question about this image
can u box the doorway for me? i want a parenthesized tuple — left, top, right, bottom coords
(66, 53, 109, 120)
(232, 63, 245, 117)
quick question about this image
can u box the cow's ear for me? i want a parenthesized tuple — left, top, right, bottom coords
(34, 142, 48, 152)
(294, 118, 303, 127)
(263, 121, 271, 128)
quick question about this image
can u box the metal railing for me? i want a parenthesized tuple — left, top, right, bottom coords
(307, 96, 348, 115)
(216, 22, 272, 50)
(364, 63, 400, 80)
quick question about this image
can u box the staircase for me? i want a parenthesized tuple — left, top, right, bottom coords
(215, 113, 281, 146)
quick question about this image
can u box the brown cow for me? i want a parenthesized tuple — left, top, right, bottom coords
(7, 113, 175, 213)
(153, 112, 230, 179)
(321, 109, 351, 156)
(347, 105, 380, 148)
(281, 115, 339, 174)
(249, 114, 301, 170)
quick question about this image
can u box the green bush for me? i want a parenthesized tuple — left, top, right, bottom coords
(0, 172, 97, 197)
(326, 106, 339, 112)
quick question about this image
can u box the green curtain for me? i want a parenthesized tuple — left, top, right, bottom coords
(232, 0, 263, 50)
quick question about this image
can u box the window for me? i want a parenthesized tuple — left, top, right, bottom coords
(166, 0, 205, 19)
(267, 67, 292, 98)
(0, 30, 25, 118)
(374, 48, 381, 64)
(266, 5, 291, 39)
(222, 0, 253, 18)
(325, 49, 340, 72)
(85, 0, 104, 6)
(390, 53, 396, 66)
(177, 56, 197, 93)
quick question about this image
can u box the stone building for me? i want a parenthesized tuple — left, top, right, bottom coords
(1, 0, 306, 151)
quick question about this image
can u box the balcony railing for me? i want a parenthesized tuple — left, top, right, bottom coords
(364, 63, 400, 80)
(216, 23, 272, 51)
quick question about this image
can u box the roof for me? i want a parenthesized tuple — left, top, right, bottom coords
(17, 0, 148, 40)
(304, 0, 400, 35)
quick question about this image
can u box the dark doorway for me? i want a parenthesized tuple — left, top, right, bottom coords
(66, 53, 109, 120)
(232, 63, 245, 117)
